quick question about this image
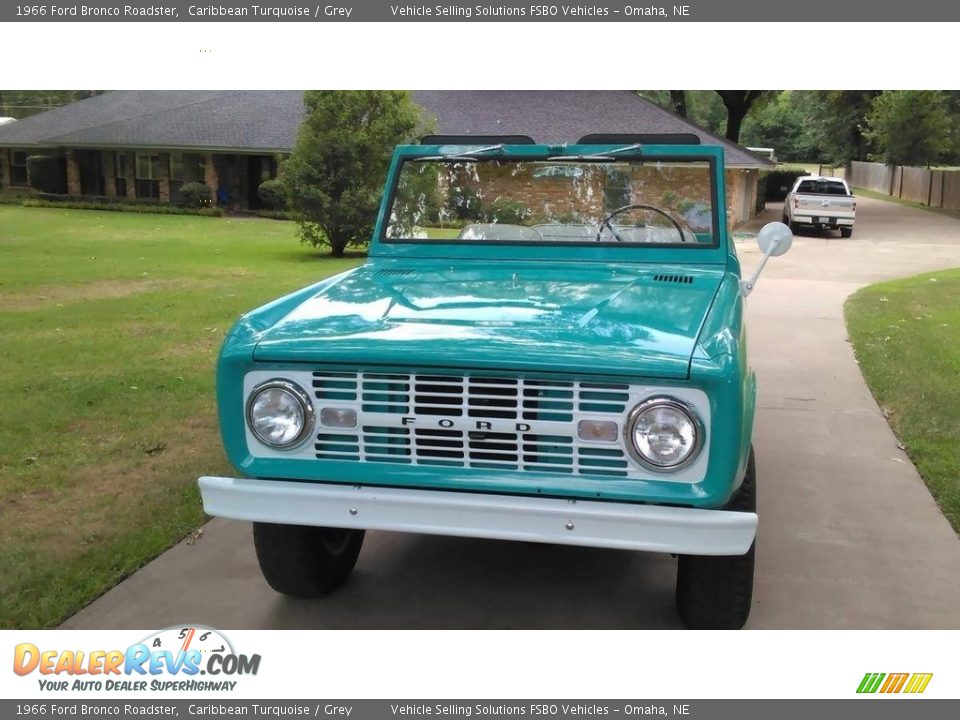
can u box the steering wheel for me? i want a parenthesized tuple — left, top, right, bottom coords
(596, 204, 687, 243)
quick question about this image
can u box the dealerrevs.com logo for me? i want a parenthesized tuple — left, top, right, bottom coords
(13, 626, 260, 692)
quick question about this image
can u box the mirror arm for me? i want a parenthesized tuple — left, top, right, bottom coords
(739, 236, 781, 298)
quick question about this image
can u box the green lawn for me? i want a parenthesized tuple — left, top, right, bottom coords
(845, 269, 960, 535)
(0, 206, 361, 628)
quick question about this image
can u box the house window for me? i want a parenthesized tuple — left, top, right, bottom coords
(170, 152, 207, 204)
(169, 152, 204, 184)
(135, 153, 160, 199)
(11, 151, 29, 186)
(115, 153, 127, 197)
(168, 152, 205, 204)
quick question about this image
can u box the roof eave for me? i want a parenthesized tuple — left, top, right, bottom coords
(0, 140, 291, 154)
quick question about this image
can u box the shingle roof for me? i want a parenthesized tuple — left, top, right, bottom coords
(0, 90, 772, 168)
(412, 91, 773, 168)
(0, 91, 304, 152)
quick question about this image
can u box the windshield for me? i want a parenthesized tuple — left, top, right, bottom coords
(796, 179, 850, 196)
(384, 157, 716, 246)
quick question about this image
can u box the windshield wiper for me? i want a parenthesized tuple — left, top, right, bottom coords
(605, 143, 643, 155)
(547, 154, 613, 161)
(547, 143, 644, 161)
(414, 144, 505, 162)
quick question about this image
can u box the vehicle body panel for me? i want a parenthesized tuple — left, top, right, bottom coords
(251, 260, 725, 380)
(211, 142, 755, 512)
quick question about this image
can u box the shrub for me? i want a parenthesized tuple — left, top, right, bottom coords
(257, 178, 287, 210)
(661, 190, 680, 207)
(762, 168, 810, 200)
(18, 198, 223, 216)
(677, 200, 712, 230)
(283, 90, 422, 257)
(178, 182, 212, 208)
(36, 192, 164, 206)
(482, 199, 532, 225)
(255, 209, 295, 221)
(27, 156, 67, 194)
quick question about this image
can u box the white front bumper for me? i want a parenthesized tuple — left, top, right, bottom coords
(199, 476, 757, 556)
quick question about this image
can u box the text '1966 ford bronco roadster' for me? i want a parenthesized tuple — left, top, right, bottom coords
(198, 133, 794, 629)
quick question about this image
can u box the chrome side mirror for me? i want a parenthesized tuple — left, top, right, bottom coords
(740, 222, 793, 297)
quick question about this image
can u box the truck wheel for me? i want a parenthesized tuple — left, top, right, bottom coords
(788, 221, 799, 235)
(841, 227, 853, 238)
(253, 522, 365, 598)
(675, 449, 756, 630)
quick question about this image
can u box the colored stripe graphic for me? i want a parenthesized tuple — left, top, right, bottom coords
(857, 672, 932, 694)
(880, 673, 909, 693)
(903, 673, 933, 694)
(857, 673, 885, 693)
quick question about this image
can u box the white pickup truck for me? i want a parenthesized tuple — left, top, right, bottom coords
(783, 175, 856, 238)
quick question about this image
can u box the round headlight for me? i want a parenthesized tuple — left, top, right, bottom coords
(246, 380, 314, 449)
(625, 397, 704, 471)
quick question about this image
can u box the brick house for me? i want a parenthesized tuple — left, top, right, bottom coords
(0, 91, 299, 209)
(0, 90, 772, 223)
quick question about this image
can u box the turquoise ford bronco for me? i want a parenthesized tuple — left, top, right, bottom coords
(199, 134, 793, 629)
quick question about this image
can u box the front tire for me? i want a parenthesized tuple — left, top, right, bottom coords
(675, 449, 756, 629)
(253, 522, 365, 598)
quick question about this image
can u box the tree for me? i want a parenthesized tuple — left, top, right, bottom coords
(282, 91, 423, 257)
(739, 91, 814, 162)
(738, 90, 885, 165)
(638, 91, 728, 135)
(804, 90, 881, 164)
(0, 90, 105, 119)
(865, 90, 955, 166)
(668, 90, 687, 118)
(715, 91, 772, 142)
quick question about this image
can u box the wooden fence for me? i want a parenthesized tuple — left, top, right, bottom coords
(849, 160, 960, 211)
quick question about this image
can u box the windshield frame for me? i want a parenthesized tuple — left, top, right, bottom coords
(370, 143, 731, 265)
(380, 152, 721, 250)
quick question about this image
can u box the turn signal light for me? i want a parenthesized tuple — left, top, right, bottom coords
(577, 420, 619, 443)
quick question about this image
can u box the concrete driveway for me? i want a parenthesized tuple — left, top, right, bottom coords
(63, 196, 960, 629)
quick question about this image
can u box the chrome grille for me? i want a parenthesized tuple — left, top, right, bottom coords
(310, 371, 634, 478)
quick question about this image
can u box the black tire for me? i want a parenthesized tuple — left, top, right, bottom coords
(253, 522, 365, 598)
(841, 227, 853, 238)
(675, 449, 756, 630)
(788, 221, 799, 235)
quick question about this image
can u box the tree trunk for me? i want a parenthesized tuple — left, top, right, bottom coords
(716, 91, 766, 143)
(328, 232, 348, 257)
(725, 112, 746, 143)
(668, 90, 687, 118)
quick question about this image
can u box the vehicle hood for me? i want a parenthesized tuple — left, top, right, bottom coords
(252, 261, 725, 379)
